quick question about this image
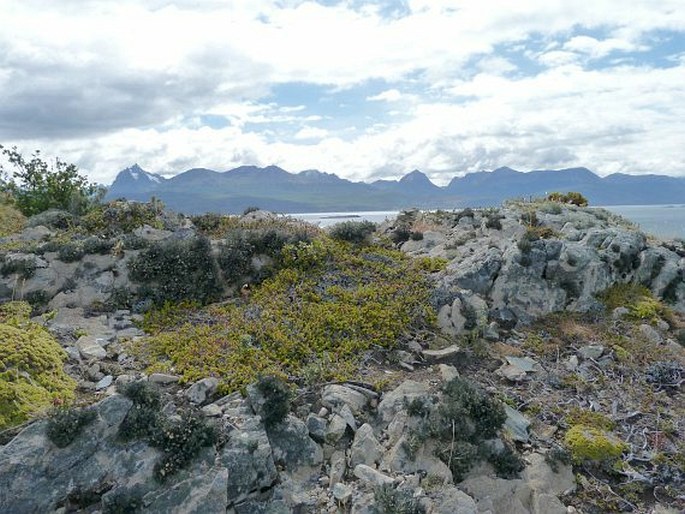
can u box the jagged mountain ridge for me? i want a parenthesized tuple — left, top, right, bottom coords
(105, 164, 685, 214)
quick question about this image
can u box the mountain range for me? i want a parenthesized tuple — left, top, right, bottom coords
(105, 164, 685, 214)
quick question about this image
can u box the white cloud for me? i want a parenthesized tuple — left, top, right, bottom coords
(1, 0, 684, 185)
(366, 89, 403, 102)
(293, 126, 329, 140)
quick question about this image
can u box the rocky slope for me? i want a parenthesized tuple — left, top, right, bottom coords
(0, 199, 683, 513)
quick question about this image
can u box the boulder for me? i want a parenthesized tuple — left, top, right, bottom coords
(350, 423, 382, 468)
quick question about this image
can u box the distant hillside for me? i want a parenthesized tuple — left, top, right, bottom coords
(105, 164, 685, 214)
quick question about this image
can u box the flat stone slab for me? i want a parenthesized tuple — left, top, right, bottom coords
(76, 335, 107, 360)
(422, 345, 461, 361)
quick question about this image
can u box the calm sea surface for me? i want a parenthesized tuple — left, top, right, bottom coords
(291, 205, 685, 240)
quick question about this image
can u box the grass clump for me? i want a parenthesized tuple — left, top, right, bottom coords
(134, 237, 437, 393)
(0, 301, 76, 429)
(46, 406, 97, 448)
(0, 199, 26, 236)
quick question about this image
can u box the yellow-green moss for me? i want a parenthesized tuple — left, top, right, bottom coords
(599, 283, 671, 323)
(0, 301, 76, 429)
(564, 424, 626, 464)
(566, 408, 615, 431)
(134, 237, 437, 393)
(0, 200, 26, 237)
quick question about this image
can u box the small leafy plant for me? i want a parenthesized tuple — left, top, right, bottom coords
(46, 406, 97, 448)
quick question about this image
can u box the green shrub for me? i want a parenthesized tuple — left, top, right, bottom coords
(117, 381, 162, 441)
(374, 484, 425, 514)
(390, 226, 411, 245)
(488, 443, 525, 478)
(82, 236, 114, 255)
(58, 242, 85, 262)
(217, 230, 255, 284)
(136, 237, 436, 393)
(256, 375, 292, 428)
(46, 406, 97, 448)
(0, 145, 102, 216)
(151, 412, 216, 482)
(102, 486, 144, 514)
(243, 206, 260, 215)
(330, 220, 376, 244)
(407, 377, 509, 482)
(599, 283, 671, 322)
(128, 236, 222, 306)
(485, 212, 504, 230)
(80, 200, 162, 237)
(410, 231, 424, 241)
(0, 258, 36, 279)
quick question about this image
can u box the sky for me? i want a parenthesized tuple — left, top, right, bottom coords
(1, 0, 684, 186)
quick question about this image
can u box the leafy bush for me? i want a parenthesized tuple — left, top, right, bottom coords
(243, 206, 260, 215)
(151, 412, 216, 482)
(330, 220, 376, 244)
(410, 231, 424, 241)
(0, 145, 102, 216)
(46, 406, 97, 448)
(102, 486, 144, 514)
(256, 375, 292, 428)
(82, 236, 114, 255)
(0, 301, 76, 429)
(128, 236, 222, 306)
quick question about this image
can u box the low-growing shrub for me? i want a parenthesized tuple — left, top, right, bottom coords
(102, 486, 145, 514)
(256, 375, 292, 428)
(485, 212, 504, 230)
(0, 200, 26, 236)
(330, 220, 376, 244)
(80, 200, 162, 237)
(645, 361, 684, 389)
(0, 258, 36, 279)
(82, 236, 114, 255)
(374, 484, 425, 514)
(58, 242, 85, 262)
(135, 237, 437, 393)
(46, 406, 97, 448)
(599, 283, 671, 323)
(547, 191, 588, 207)
(117, 381, 162, 441)
(151, 412, 216, 482)
(410, 231, 424, 241)
(390, 226, 412, 245)
(488, 443, 525, 479)
(128, 236, 222, 306)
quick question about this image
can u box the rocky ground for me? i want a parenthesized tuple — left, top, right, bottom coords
(0, 200, 683, 513)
